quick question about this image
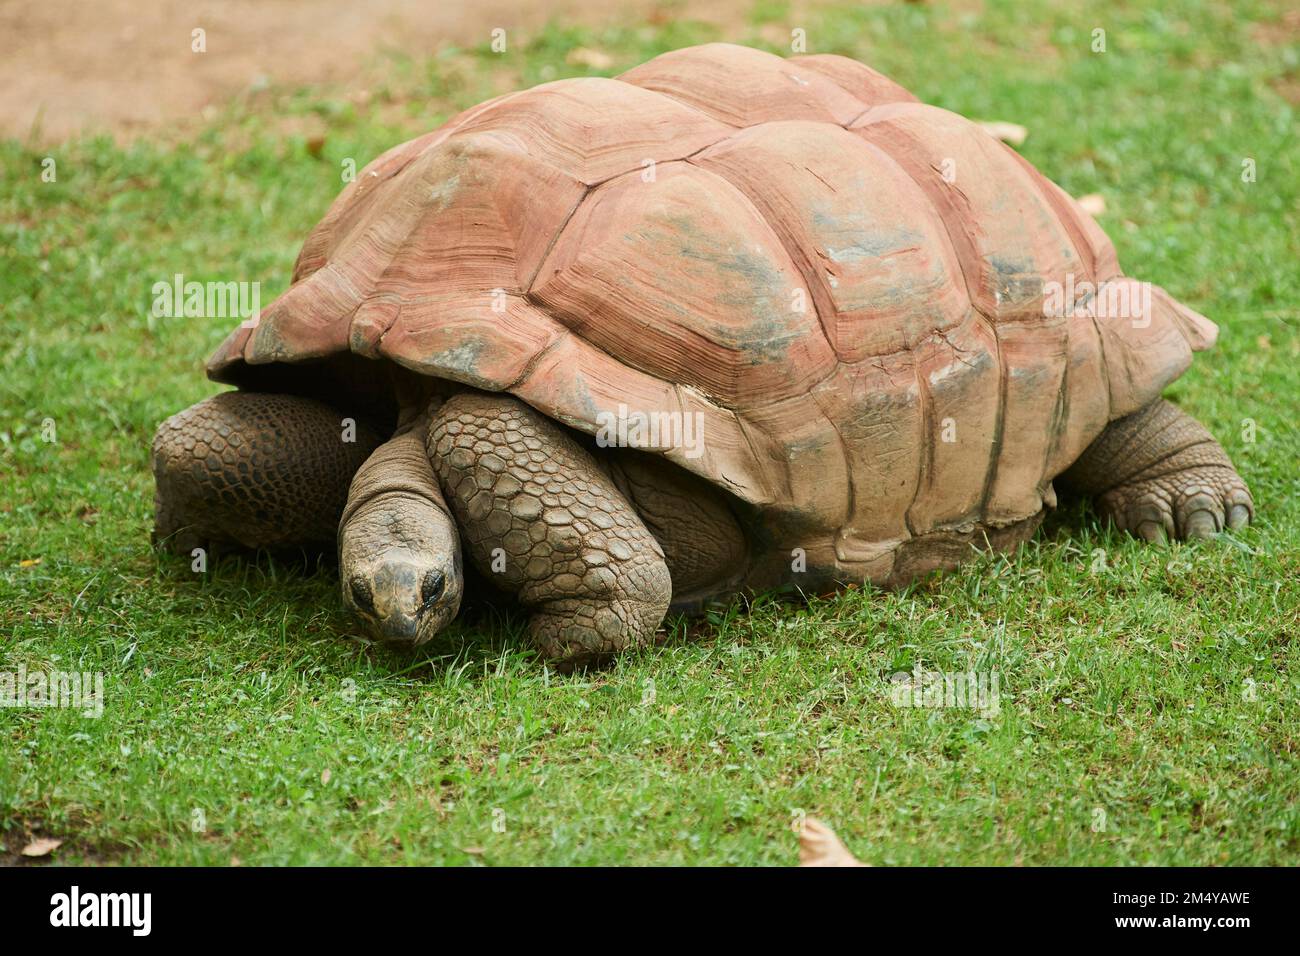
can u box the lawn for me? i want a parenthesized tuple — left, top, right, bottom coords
(1, 0, 1297, 865)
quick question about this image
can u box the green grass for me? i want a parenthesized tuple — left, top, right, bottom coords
(2, 0, 1298, 865)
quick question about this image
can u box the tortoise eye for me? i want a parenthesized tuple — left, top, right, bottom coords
(421, 570, 446, 607)
(349, 576, 375, 613)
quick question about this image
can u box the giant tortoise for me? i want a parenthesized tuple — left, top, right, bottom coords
(152, 43, 1254, 666)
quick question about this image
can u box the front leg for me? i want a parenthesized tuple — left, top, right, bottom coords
(426, 393, 671, 668)
(152, 391, 380, 553)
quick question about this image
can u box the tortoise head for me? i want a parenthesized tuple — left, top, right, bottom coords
(338, 436, 463, 647)
(342, 543, 463, 647)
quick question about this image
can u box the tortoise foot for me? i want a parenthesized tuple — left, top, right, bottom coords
(1064, 398, 1254, 542)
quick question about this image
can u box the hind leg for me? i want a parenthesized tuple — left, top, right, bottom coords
(152, 391, 381, 553)
(1062, 399, 1253, 542)
(604, 450, 747, 611)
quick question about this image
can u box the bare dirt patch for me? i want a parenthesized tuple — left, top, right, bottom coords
(0, 0, 770, 144)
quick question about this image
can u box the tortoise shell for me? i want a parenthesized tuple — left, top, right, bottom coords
(208, 43, 1218, 586)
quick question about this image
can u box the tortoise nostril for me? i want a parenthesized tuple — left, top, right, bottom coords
(420, 569, 446, 608)
(379, 613, 419, 644)
(349, 576, 375, 614)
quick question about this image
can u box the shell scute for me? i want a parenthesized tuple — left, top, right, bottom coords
(983, 316, 1069, 524)
(452, 76, 732, 185)
(530, 161, 837, 405)
(291, 92, 522, 283)
(618, 43, 868, 127)
(511, 333, 772, 505)
(905, 316, 1001, 533)
(375, 295, 562, 391)
(851, 102, 1087, 322)
(788, 53, 919, 110)
(810, 352, 921, 555)
(695, 120, 970, 362)
(239, 132, 584, 377)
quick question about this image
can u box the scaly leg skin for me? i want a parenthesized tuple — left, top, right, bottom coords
(605, 450, 747, 611)
(427, 393, 672, 669)
(1062, 399, 1254, 542)
(152, 391, 381, 553)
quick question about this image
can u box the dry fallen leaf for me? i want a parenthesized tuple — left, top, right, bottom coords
(978, 121, 1028, 146)
(566, 47, 614, 70)
(798, 818, 867, 867)
(461, 846, 485, 855)
(1076, 193, 1107, 216)
(321, 768, 332, 785)
(21, 837, 63, 857)
(19, 558, 42, 568)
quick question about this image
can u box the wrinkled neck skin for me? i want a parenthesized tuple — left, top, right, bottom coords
(389, 373, 442, 437)
(337, 394, 462, 646)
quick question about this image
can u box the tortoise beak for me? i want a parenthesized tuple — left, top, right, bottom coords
(377, 610, 420, 644)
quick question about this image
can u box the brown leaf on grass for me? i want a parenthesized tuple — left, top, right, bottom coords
(461, 846, 484, 855)
(798, 819, 867, 867)
(19, 558, 42, 568)
(21, 837, 63, 857)
(1076, 193, 1107, 216)
(321, 768, 332, 785)
(566, 47, 613, 70)
(978, 121, 1028, 146)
